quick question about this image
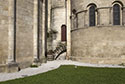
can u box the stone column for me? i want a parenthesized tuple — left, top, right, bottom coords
(72, 14, 77, 29)
(66, 0, 71, 59)
(109, 7, 112, 25)
(7, 0, 18, 73)
(41, 0, 46, 62)
(122, 7, 125, 25)
(72, 14, 75, 30)
(47, 0, 51, 32)
(83, 11, 86, 27)
(84, 11, 87, 27)
(97, 9, 100, 26)
(33, 0, 39, 62)
(110, 7, 113, 25)
(8, 0, 15, 64)
(85, 10, 89, 27)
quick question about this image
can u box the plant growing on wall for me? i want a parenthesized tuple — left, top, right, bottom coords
(47, 29, 58, 38)
(47, 29, 58, 40)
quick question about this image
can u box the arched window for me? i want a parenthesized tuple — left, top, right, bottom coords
(113, 4, 120, 25)
(89, 5, 96, 26)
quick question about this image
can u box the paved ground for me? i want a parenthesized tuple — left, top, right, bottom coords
(0, 60, 125, 82)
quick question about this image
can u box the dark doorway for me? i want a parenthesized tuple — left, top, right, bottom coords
(61, 25, 67, 42)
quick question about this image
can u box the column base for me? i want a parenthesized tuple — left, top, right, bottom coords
(0, 62, 19, 73)
(32, 58, 47, 66)
(39, 58, 47, 63)
(6, 62, 19, 73)
(32, 58, 41, 66)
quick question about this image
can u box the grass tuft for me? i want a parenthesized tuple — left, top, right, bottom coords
(30, 65, 38, 68)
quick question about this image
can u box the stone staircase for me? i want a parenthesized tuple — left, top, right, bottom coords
(53, 43, 67, 60)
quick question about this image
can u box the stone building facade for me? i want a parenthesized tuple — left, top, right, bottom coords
(71, 0, 125, 64)
(0, 0, 125, 73)
(0, 0, 47, 73)
(47, 0, 67, 51)
(47, 0, 71, 59)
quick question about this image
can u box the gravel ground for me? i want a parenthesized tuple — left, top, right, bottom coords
(0, 60, 125, 82)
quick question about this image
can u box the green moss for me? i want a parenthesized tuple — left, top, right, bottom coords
(119, 63, 125, 66)
(30, 65, 38, 68)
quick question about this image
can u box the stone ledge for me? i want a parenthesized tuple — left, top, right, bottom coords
(71, 25, 125, 32)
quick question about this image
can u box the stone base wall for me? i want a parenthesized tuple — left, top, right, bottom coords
(0, 63, 18, 73)
(71, 26, 125, 64)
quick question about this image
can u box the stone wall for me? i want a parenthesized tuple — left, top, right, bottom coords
(71, 0, 125, 29)
(0, 0, 9, 64)
(16, 0, 34, 68)
(51, 0, 65, 8)
(0, 0, 47, 72)
(71, 0, 125, 11)
(71, 26, 125, 64)
(50, 0, 66, 50)
(71, 0, 125, 64)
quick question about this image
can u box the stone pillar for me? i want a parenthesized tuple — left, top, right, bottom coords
(84, 11, 87, 27)
(72, 14, 77, 29)
(122, 7, 125, 25)
(8, 0, 15, 64)
(97, 9, 100, 26)
(85, 10, 89, 27)
(47, 0, 51, 32)
(33, 0, 39, 62)
(109, 7, 112, 25)
(41, 0, 46, 62)
(7, 0, 18, 73)
(66, 0, 71, 59)
(110, 7, 113, 25)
